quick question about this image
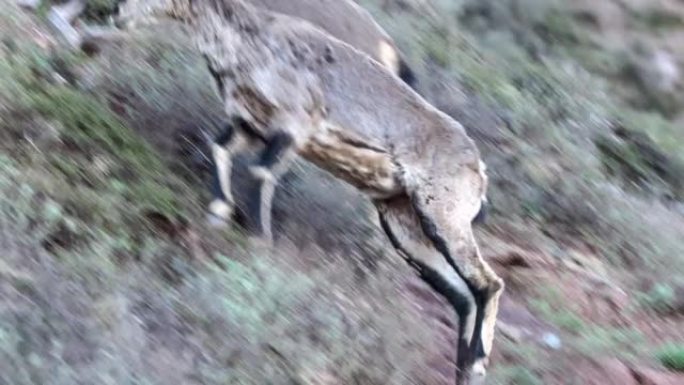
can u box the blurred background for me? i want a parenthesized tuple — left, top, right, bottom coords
(0, 0, 683, 384)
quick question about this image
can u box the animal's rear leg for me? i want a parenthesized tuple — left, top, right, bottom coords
(207, 118, 248, 227)
(244, 132, 295, 244)
(376, 197, 478, 385)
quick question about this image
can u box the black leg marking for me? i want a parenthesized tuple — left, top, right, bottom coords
(242, 132, 294, 237)
(412, 194, 490, 358)
(214, 116, 262, 145)
(244, 179, 265, 234)
(232, 116, 263, 141)
(416, 258, 475, 376)
(378, 211, 475, 378)
(410, 192, 479, 295)
(214, 120, 235, 146)
(378, 210, 425, 272)
(469, 289, 488, 360)
(209, 117, 262, 202)
(205, 54, 227, 98)
(378, 212, 472, 314)
(258, 132, 294, 168)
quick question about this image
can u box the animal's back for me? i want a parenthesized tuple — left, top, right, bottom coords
(249, 0, 394, 65)
(195, 1, 479, 174)
(268, 17, 480, 172)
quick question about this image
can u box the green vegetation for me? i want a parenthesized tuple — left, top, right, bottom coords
(633, 8, 684, 31)
(575, 326, 647, 360)
(638, 283, 677, 314)
(1, 38, 199, 221)
(490, 365, 543, 385)
(657, 344, 684, 372)
(530, 299, 585, 334)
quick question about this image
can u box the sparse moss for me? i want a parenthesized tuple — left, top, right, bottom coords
(575, 326, 647, 360)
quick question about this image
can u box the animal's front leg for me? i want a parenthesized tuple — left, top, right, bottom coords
(207, 119, 248, 227)
(376, 197, 479, 385)
(244, 131, 295, 244)
(409, 188, 504, 385)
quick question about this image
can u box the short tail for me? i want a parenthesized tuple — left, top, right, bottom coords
(398, 57, 417, 90)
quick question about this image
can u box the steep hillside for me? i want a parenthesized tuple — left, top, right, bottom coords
(0, 0, 683, 385)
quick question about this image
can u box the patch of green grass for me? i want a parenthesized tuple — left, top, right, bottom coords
(570, 46, 629, 78)
(535, 9, 585, 45)
(596, 119, 684, 199)
(526, 286, 649, 361)
(420, 28, 453, 68)
(1, 40, 197, 218)
(637, 283, 676, 314)
(615, 109, 684, 163)
(656, 343, 684, 371)
(490, 365, 543, 385)
(633, 8, 684, 31)
(30, 85, 190, 216)
(575, 326, 647, 360)
(528, 286, 587, 334)
(0, 37, 205, 279)
(529, 299, 585, 334)
(179, 254, 318, 338)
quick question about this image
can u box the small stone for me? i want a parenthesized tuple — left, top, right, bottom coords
(92, 156, 113, 177)
(541, 332, 562, 350)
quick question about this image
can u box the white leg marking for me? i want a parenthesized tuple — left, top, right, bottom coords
(207, 199, 232, 228)
(248, 165, 275, 182)
(211, 143, 231, 204)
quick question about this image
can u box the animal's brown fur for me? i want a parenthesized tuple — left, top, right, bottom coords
(117, 0, 416, 86)
(117, 1, 502, 384)
(248, 0, 412, 83)
(303, 124, 402, 199)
